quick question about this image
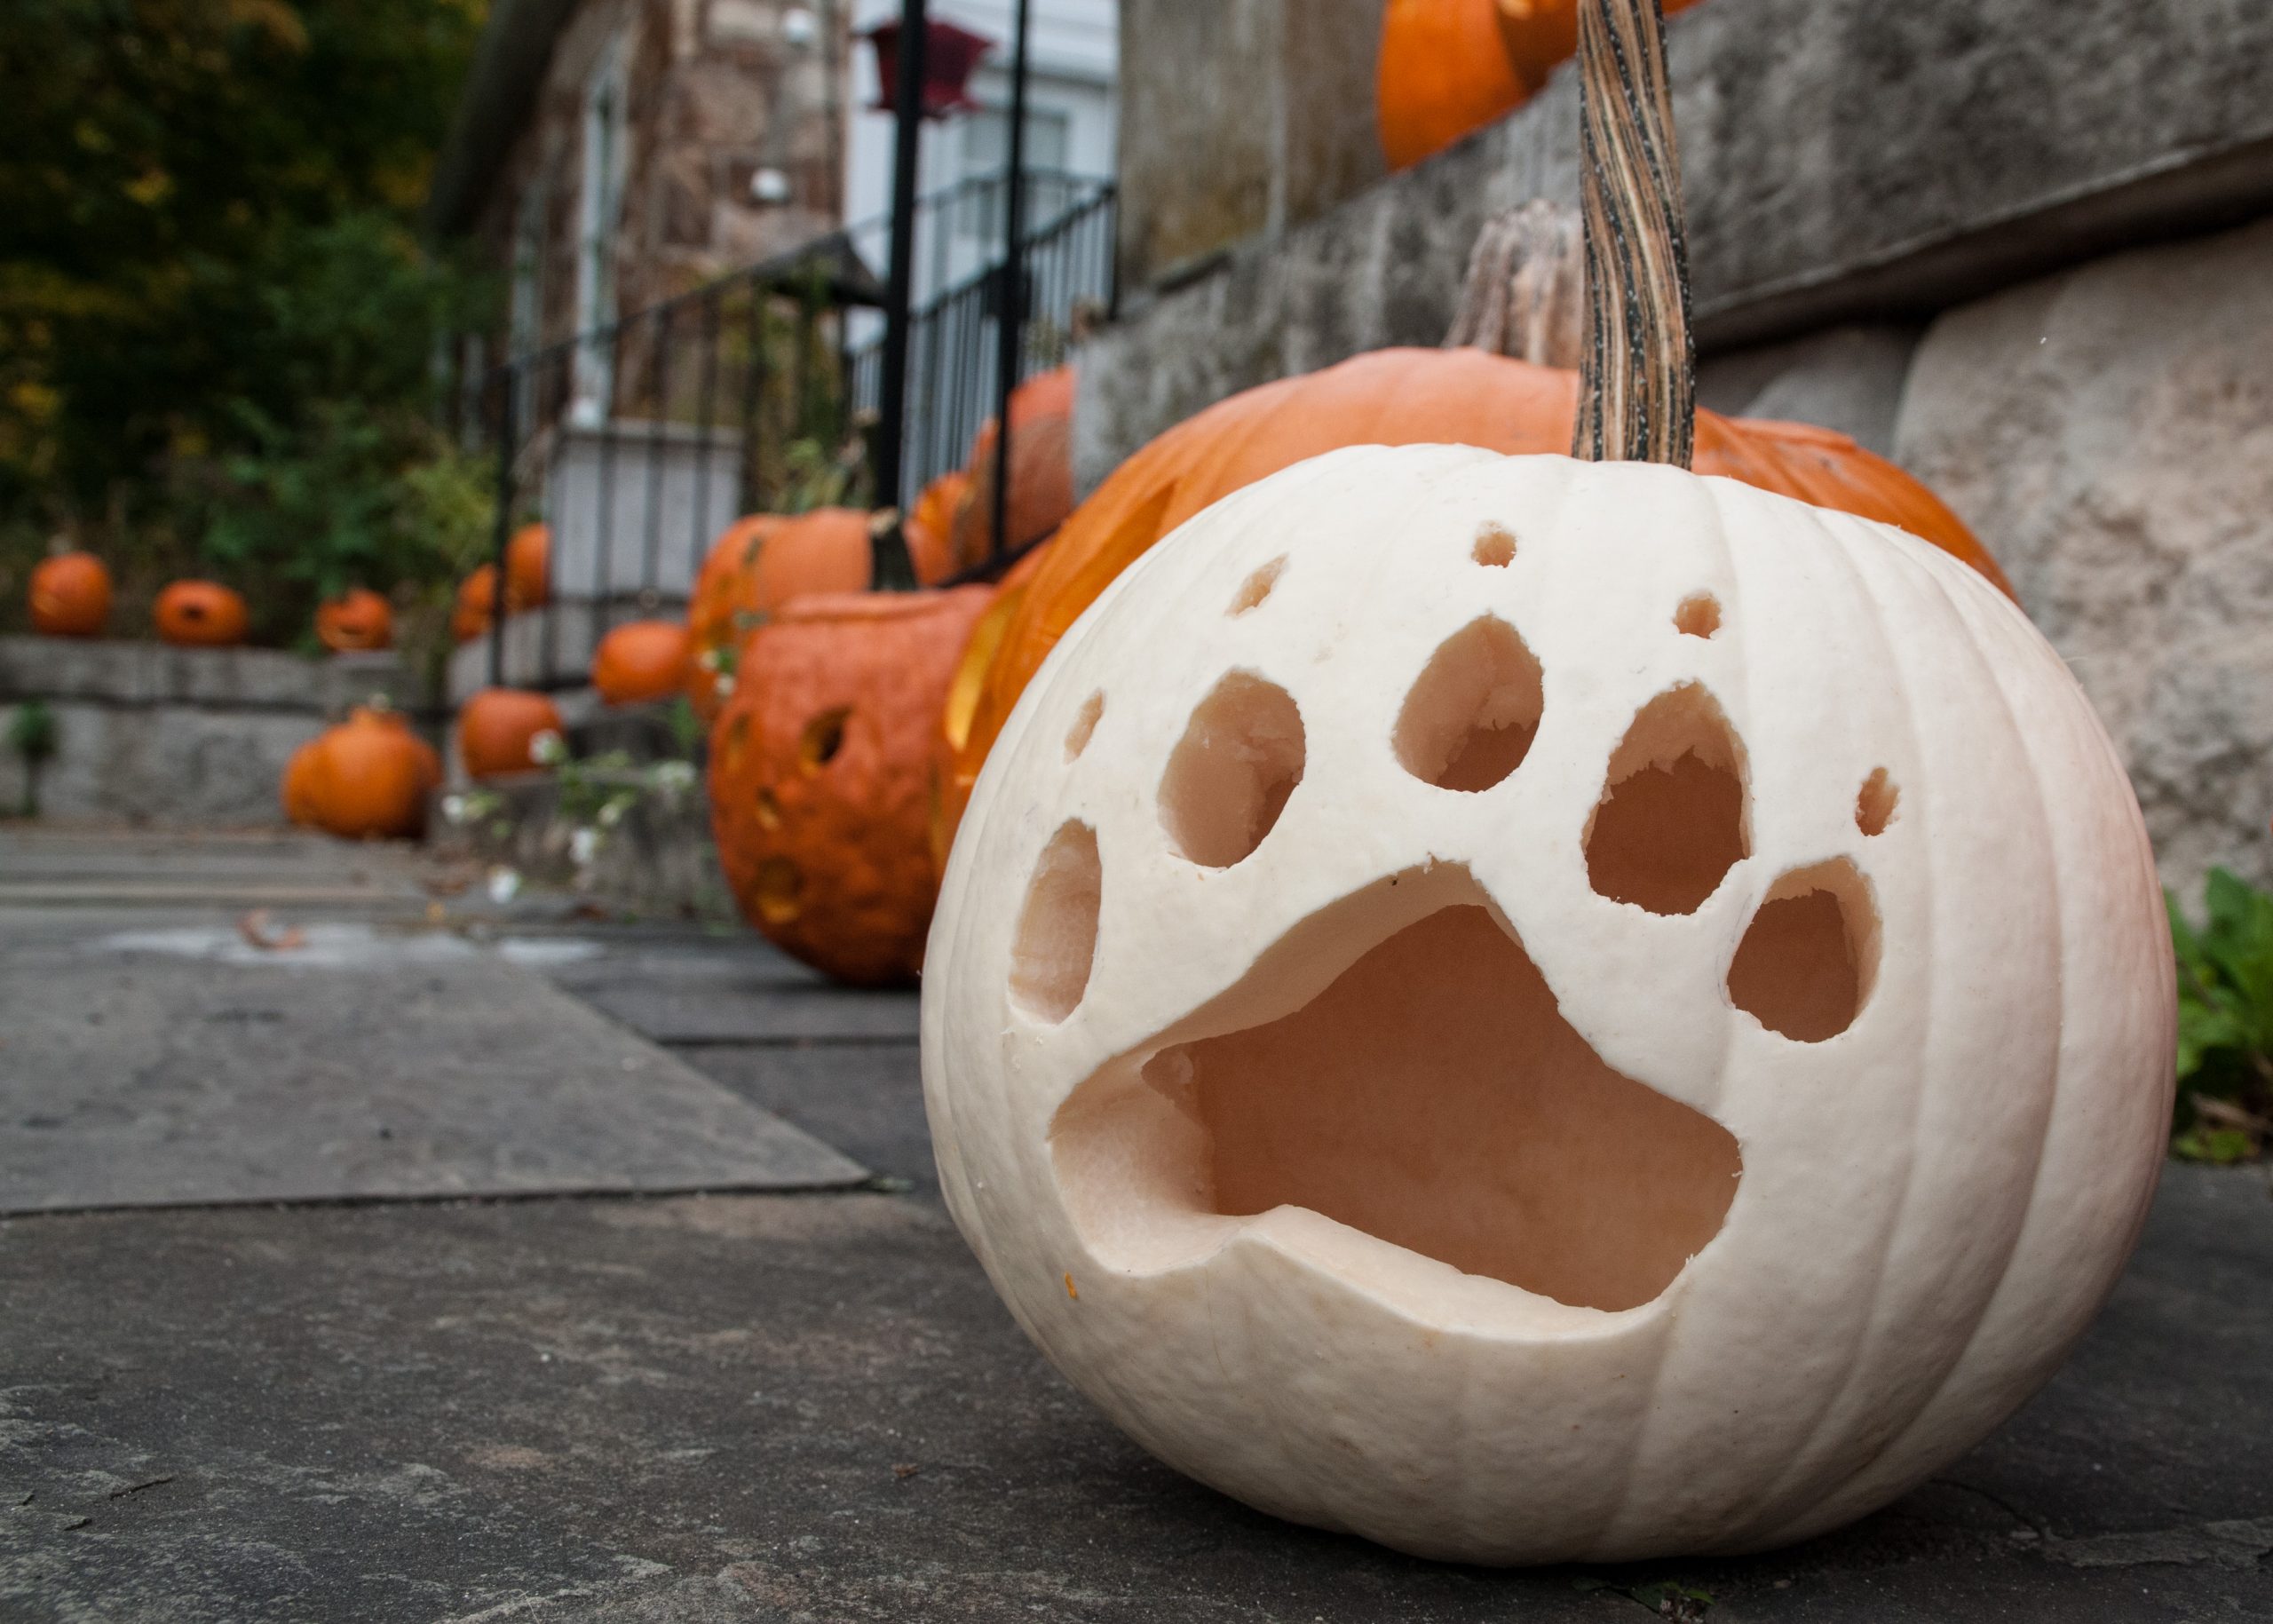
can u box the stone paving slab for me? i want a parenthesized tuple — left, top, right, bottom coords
(543, 942, 922, 1045)
(0, 1168, 2266, 1623)
(0, 924, 865, 1212)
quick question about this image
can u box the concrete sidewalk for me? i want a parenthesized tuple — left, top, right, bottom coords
(2, 829, 2269, 1622)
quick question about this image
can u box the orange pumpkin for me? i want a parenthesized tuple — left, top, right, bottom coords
(153, 580, 250, 647)
(1495, 0, 1703, 94)
(457, 687, 563, 780)
(592, 619, 693, 706)
(506, 522, 550, 607)
(315, 588, 393, 653)
(1378, 0, 1532, 171)
(450, 564, 524, 645)
(929, 541, 1057, 872)
(289, 707, 440, 839)
(939, 345, 2015, 843)
(28, 551, 113, 638)
(685, 509, 875, 721)
(907, 471, 971, 585)
(950, 366, 1076, 566)
(709, 584, 992, 986)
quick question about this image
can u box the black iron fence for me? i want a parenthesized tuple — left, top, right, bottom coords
(456, 172, 1113, 695)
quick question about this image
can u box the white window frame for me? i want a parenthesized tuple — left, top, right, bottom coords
(571, 32, 631, 426)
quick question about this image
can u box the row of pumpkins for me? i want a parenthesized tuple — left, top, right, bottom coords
(1377, 0, 1707, 170)
(375, 345, 2008, 986)
(31, 558, 399, 652)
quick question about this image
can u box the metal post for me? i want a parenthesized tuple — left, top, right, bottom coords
(870, 0, 929, 589)
(486, 370, 517, 690)
(986, 0, 1033, 563)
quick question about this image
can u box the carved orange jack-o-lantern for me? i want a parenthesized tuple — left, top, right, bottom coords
(685, 510, 875, 721)
(153, 580, 249, 647)
(709, 585, 991, 986)
(315, 588, 393, 652)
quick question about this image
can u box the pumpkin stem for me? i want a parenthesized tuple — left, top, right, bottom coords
(1572, 0, 1695, 467)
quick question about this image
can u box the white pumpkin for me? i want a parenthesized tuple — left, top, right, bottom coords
(920, 445, 2174, 1565)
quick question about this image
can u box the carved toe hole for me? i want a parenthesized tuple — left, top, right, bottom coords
(721, 712, 749, 772)
(1227, 556, 1286, 616)
(1065, 691, 1105, 762)
(1395, 614, 1541, 792)
(1857, 767, 1898, 836)
(1049, 867, 1740, 1311)
(1675, 592, 1721, 638)
(797, 707, 851, 773)
(1586, 683, 1749, 915)
(1728, 859, 1879, 1042)
(1010, 821, 1102, 1024)
(1472, 523, 1516, 566)
(1159, 672, 1304, 867)
(752, 856, 803, 925)
(754, 787, 781, 831)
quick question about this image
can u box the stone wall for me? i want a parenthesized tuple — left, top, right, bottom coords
(0, 641, 410, 828)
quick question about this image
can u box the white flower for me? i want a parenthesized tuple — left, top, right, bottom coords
(441, 794, 467, 825)
(652, 761, 697, 796)
(569, 827, 600, 866)
(529, 730, 566, 766)
(486, 866, 522, 904)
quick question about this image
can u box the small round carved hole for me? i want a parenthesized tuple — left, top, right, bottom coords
(1472, 524, 1516, 567)
(1675, 592, 1721, 638)
(1010, 821, 1103, 1023)
(1228, 556, 1287, 616)
(1065, 692, 1105, 762)
(1857, 768, 1898, 836)
(797, 707, 851, 773)
(1159, 672, 1304, 867)
(754, 787, 782, 831)
(752, 857, 803, 925)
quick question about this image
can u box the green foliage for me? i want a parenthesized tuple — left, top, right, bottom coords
(2168, 868, 2273, 1163)
(0, 0, 491, 642)
(7, 700, 59, 817)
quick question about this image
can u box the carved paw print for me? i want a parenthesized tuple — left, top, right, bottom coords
(923, 446, 2166, 1564)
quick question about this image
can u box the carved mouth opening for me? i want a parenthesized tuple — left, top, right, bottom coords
(1049, 867, 1740, 1314)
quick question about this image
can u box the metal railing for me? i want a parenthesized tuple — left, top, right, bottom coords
(457, 173, 1115, 695)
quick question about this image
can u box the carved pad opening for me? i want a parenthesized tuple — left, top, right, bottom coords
(798, 707, 851, 773)
(1050, 871, 1740, 1313)
(1585, 683, 1749, 915)
(1856, 768, 1897, 836)
(751, 857, 802, 925)
(1010, 821, 1103, 1024)
(1394, 615, 1543, 792)
(1065, 692, 1105, 762)
(1472, 524, 1516, 567)
(1228, 556, 1286, 616)
(1158, 672, 1304, 867)
(1727, 859, 1879, 1042)
(1675, 592, 1721, 638)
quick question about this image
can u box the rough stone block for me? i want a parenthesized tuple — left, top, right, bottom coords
(1895, 216, 2273, 892)
(1696, 324, 1924, 457)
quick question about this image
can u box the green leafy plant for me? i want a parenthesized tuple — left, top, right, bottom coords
(7, 700, 59, 817)
(2168, 868, 2273, 1163)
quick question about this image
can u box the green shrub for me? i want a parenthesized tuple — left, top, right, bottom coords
(2168, 868, 2273, 1163)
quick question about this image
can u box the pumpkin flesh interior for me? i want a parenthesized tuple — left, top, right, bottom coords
(1050, 867, 1740, 1316)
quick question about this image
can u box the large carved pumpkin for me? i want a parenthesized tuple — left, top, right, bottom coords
(28, 551, 112, 638)
(153, 580, 249, 647)
(709, 585, 990, 986)
(457, 687, 563, 780)
(950, 367, 1077, 567)
(1378, 0, 1531, 170)
(937, 346, 2015, 842)
(591, 619, 693, 707)
(289, 706, 440, 839)
(315, 588, 393, 653)
(685, 510, 874, 720)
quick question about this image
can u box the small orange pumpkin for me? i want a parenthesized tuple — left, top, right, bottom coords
(506, 522, 550, 607)
(939, 346, 2015, 844)
(685, 510, 874, 720)
(315, 588, 393, 653)
(1378, 0, 1532, 170)
(28, 551, 113, 638)
(591, 620, 693, 707)
(289, 707, 440, 839)
(458, 687, 563, 780)
(950, 366, 1076, 566)
(709, 584, 992, 986)
(153, 580, 250, 647)
(450, 564, 524, 645)
(906, 471, 972, 585)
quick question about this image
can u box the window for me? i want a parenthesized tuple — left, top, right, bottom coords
(956, 105, 1072, 243)
(572, 33, 630, 425)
